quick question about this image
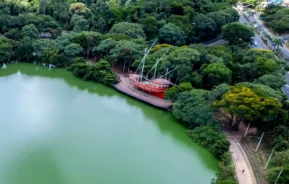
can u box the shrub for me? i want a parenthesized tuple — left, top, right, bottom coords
(276, 140, 289, 152)
(268, 166, 289, 184)
(187, 125, 230, 158)
(272, 150, 289, 166)
(178, 82, 193, 92)
(159, 23, 186, 46)
(67, 60, 117, 85)
(164, 86, 179, 100)
(109, 22, 145, 39)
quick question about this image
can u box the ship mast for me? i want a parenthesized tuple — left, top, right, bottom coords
(135, 39, 158, 81)
(160, 67, 178, 80)
(145, 49, 169, 79)
(140, 47, 147, 82)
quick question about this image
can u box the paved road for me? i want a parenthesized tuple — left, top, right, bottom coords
(226, 131, 256, 184)
(238, 10, 268, 50)
(238, 7, 289, 99)
(207, 11, 268, 49)
(252, 14, 289, 58)
(229, 139, 255, 184)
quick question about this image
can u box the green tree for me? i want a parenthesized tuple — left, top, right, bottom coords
(139, 15, 158, 40)
(32, 39, 57, 63)
(109, 40, 143, 72)
(254, 74, 286, 90)
(173, 89, 213, 126)
(208, 83, 230, 101)
(202, 62, 232, 89)
(187, 125, 230, 158)
(69, 3, 90, 15)
(221, 22, 254, 45)
(69, 31, 102, 58)
(178, 82, 193, 92)
(193, 14, 217, 41)
(0, 14, 12, 32)
(207, 11, 231, 33)
(15, 37, 34, 62)
(64, 43, 83, 58)
(273, 150, 289, 166)
(167, 15, 193, 41)
(4, 28, 21, 40)
(51, 0, 70, 24)
(92, 38, 116, 59)
(0, 37, 14, 64)
(161, 47, 200, 83)
(21, 24, 40, 39)
(68, 60, 117, 85)
(214, 86, 282, 130)
(73, 19, 89, 32)
(164, 86, 179, 101)
(109, 22, 146, 39)
(159, 23, 186, 46)
(268, 166, 289, 184)
(272, 38, 283, 51)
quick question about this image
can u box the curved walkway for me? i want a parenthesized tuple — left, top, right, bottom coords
(227, 132, 256, 184)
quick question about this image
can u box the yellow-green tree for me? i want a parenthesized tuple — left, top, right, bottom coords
(214, 86, 282, 130)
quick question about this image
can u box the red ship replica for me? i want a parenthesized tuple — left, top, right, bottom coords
(129, 40, 177, 99)
(129, 74, 171, 98)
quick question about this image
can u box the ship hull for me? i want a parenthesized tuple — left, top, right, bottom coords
(129, 76, 167, 99)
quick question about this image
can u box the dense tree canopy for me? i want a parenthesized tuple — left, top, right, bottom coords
(173, 89, 214, 126)
(2, 1, 289, 184)
(159, 23, 187, 46)
(109, 22, 145, 39)
(262, 6, 289, 34)
(161, 47, 200, 83)
(202, 62, 232, 89)
(214, 85, 282, 130)
(0, 37, 14, 64)
(221, 22, 254, 45)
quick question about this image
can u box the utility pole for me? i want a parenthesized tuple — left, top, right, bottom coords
(244, 123, 250, 137)
(255, 132, 264, 152)
(274, 168, 283, 184)
(264, 149, 274, 170)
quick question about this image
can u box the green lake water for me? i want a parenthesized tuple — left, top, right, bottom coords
(0, 63, 219, 184)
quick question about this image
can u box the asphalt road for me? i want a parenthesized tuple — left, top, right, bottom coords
(238, 12, 268, 50)
(237, 8, 289, 98)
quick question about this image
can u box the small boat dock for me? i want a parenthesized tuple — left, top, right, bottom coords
(112, 74, 172, 110)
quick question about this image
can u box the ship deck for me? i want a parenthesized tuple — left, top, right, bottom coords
(112, 74, 172, 110)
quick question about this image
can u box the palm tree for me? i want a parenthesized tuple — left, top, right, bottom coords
(248, 10, 254, 22)
(272, 38, 283, 52)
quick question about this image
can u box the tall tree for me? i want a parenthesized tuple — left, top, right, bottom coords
(158, 23, 186, 46)
(173, 89, 213, 127)
(221, 22, 254, 45)
(161, 47, 200, 83)
(202, 62, 232, 89)
(0, 37, 14, 64)
(109, 22, 146, 39)
(214, 86, 282, 130)
(21, 24, 40, 39)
